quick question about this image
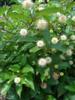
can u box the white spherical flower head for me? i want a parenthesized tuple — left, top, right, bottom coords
(38, 58, 47, 67)
(69, 60, 73, 65)
(14, 77, 21, 84)
(68, 15, 71, 18)
(60, 72, 64, 76)
(66, 49, 73, 56)
(36, 19, 48, 30)
(56, 12, 61, 17)
(70, 35, 75, 40)
(22, 0, 33, 9)
(46, 57, 52, 64)
(36, 40, 45, 48)
(60, 34, 67, 41)
(20, 29, 28, 36)
(51, 37, 59, 44)
(72, 16, 75, 21)
(58, 15, 67, 23)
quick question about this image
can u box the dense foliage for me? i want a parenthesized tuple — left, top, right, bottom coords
(0, 0, 75, 100)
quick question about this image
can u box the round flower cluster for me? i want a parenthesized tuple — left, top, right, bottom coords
(70, 35, 75, 40)
(66, 49, 73, 56)
(58, 14, 67, 23)
(22, 0, 33, 9)
(56, 12, 61, 17)
(46, 57, 52, 64)
(38, 57, 52, 67)
(72, 16, 75, 21)
(38, 58, 47, 67)
(60, 34, 67, 41)
(20, 29, 28, 36)
(60, 72, 64, 76)
(51, 37, 59, 44)
(36, 40, 45, 48)
(36, 19, 48, 30)
(14, 77, 21, 84)
(69, 60, 73, 65)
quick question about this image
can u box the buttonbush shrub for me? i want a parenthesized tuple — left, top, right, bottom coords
(0, 0, 75, 100)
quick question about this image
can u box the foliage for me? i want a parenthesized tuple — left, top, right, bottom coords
(0, 0, 75, 100)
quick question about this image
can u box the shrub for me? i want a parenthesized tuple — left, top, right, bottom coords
(0, 0, 75, 100)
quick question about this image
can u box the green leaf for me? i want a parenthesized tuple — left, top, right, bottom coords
(7, 87, 20, 100)
(29, 46, 41, 53)
(16, 84, 22, 97)
(47, 95, 56, 100)
(65, 83, 75, 93)
(51, 43, 67, 53)
(22, 65, 34, 74)
(64, 95, 75, 100)
(42, 29, 50, 47)
(0, 72, 12, 81)
(22, 74, 35, 90)
(68, 95, 75, 100)
(59, 62, 70, 70)
(17, 0, 23, 3)
(24, 78, 34, 90)
(19, 43, 33, 52)
(36, 2, 64, 19)
(9, 64, 20, 72)
(1, 83, 11, 95)
(41, 68, 50, 82)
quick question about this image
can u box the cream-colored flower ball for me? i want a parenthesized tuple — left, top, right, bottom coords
(69, 60, 73, 65)
(58, 15, 67, 23)
(46, 57, 52, 64)
(60, 72, 64, 76)
(56, 12, 61, 17)
(36, 19, 48, 30)
(60, 34, 67, 41)
(51, 37, 59, 44)
(14, 77, 21, 84)
(22, 0, 33, 9)
(70, 35, 75, 40)
(36, 40, 45, 48)
(72, 16, 75, 21)
(66, 49, 73, 56)
(38, 58, 47, 67)
(20, 29, 28, 36)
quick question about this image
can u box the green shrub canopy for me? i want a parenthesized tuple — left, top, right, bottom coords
(0, 0, 75, 100)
